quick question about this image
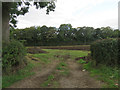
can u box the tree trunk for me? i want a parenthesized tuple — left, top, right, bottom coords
(2, 2, 10, 44)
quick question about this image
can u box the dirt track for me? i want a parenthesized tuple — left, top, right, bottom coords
(58, 59, 103, 88)
(9, 55, 104, 88)
(9, 59, 59, 88)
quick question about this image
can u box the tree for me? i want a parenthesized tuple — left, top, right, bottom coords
(112, 29, 120, 38)
(46, 27, 57, 40)
(100, 27, 113, 39)
(2, 1, 56, 43)
(76, 26, 94, 44)
(58, 24, 72, 42)
(93, 28, 102, 40)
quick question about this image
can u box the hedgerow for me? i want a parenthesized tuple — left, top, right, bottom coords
(90, 38, 118, 67)
(2, 40, 27, 72)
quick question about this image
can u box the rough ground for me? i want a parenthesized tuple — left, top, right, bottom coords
(9, 56, 59, 88)
(9, 55, 104, 88)
(27, 47, 48, 54)
(58, 59, 103, 88)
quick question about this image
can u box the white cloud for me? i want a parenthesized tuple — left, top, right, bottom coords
(71, 7, 118, 28)
(16, 0, 119, 29)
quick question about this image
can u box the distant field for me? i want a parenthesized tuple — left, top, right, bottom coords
(27, 45, 90, 51)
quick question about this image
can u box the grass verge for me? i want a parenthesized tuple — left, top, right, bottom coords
(77, 59, 118, 88)
(2, 62, 35, 88)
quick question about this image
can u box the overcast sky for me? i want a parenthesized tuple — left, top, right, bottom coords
(16, 0, 119, 29)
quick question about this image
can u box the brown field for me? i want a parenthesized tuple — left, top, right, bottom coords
(27, 45, 90, 51)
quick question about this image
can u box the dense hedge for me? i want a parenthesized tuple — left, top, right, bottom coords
(90, 38, 118, 67)
(2, 40, 27, 71)
(118, 38, 120, 68)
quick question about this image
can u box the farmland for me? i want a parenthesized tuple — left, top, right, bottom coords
(2, 46, 118, 88)
(2, 1, 119, 89)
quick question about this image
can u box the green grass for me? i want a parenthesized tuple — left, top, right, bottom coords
(32, 53, 51, 64)
(59, 68, 69, 76)
(33, 49, 88, 77)
(56, 62, 67, 70)
(32, 49, 89, 65)
(41, 75, 55, 87)
(32, 49, 63, 63)
(43, 49, 89, 59)
(2, 63, 35, 88)
(56, 61, 69, 76)
(83, 62, 118, 88)
(77, 59, 86, 64)
(59, 62, 67, 67)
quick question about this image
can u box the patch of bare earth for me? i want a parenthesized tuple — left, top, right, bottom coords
(58, 59, 104, 88)
(27, 47, 48, 54)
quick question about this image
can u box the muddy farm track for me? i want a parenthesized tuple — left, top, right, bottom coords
(9, 50, 104, 88)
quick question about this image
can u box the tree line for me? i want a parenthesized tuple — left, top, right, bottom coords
(10, 24, 120, 46)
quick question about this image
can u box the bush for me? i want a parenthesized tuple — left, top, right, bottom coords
(2, 40, 27, 71)
(90, 38, 118, 67)
(118, 38, 120, 68)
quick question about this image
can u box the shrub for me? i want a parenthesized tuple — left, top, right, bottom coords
(90, 38, 118, 67)
(118, 38, 120, 68)
(2, 40, 27, 71)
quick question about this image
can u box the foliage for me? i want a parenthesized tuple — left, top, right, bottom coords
(11, 25, 120, 46)
(90, 38, 118, 67)
(3, 1, 56, 28)
(2, 40, 27, 71)
(118, 38, 120, 68)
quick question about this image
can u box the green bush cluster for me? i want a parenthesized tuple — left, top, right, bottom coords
(2, 40, 27, 70)
(90, 38, 118, 67)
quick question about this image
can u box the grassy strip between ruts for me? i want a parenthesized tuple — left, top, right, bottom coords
(40, 74, 59, 88)
(40, 61, 69, 88)
(2, 62, 35, 88)
(31, 49, 89, 88)
(77, 59, 118, 88)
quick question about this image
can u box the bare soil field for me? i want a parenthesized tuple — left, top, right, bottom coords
(27, 45, 90, 51)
